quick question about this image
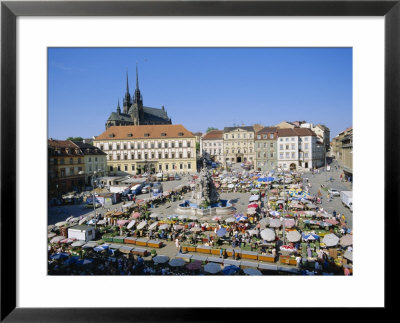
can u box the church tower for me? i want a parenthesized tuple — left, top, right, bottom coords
(134, 64, 144, 121)
(122, 71, 132, 114)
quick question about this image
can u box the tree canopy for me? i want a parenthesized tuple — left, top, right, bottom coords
(66, 137, 84, 141)
(206, 127, 218, 133)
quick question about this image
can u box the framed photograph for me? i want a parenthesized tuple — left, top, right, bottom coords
(1, 0, 396, 320)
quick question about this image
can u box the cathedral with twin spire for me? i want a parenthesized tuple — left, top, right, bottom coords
(105, 66, 172, 129)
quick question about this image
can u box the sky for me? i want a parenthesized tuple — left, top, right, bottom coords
(48, 47, 352, 140)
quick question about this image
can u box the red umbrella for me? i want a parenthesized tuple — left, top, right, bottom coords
(131, 212, 141, 219)
(248, 203, 258, 209)
(117, 219, 130, 226)
(326, 218, 339, 225)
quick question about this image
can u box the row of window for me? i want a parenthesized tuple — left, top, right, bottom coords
(256, 134, 275, 140)
(110, 163, 192, 172)
(257, 152, 274, 158)
(279, 143, 309, 150)
(256, 142, 274, 149)
(225, 133, 253, 139)
(52, 158, 83, 165)
(278, 152, 309, 159)
(225, 142, 253, 146)
(279, 137, 309, 142)
(59, 167, 83, 177)
(203, 142, 222, 147)
(225, 149, 253, 154)
(99, 141, 192, 150)
(108, 152, 192, 161)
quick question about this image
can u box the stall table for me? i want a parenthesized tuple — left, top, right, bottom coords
(124, 237, 137, 245)
(176, 253, 192, 262)
(207, 257, 223, 264)
(147, 240, 162, 248)
(241, 250, 258, 260)
(258, 254, 276, 263)
(135, 238, 149, 247)
(132, 248, 148, 256)
(196, 245, 212, 254)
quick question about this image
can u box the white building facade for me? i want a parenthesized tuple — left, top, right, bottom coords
(277, 128, 324, 171)
(200, 130, 224, 163)
(223, 126, 255, 166)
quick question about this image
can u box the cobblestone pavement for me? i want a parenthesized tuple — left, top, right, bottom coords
(300, 160, 353, 229)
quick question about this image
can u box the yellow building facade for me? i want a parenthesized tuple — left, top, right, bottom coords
(93, 124, 197, 175)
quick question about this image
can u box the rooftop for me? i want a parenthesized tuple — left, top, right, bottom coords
(94, 124, 194, 140)
(202, 130, 223, 140)
(277, 128, 317, 137)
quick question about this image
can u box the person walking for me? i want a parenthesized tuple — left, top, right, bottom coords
(175, 238, 180, 250)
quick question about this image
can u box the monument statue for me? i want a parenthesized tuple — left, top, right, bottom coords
(191, 166, 219, 207)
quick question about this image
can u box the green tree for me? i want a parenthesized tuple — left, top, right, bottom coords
(206, 127, 218, 133)
(196, 142, 200, 152)
(66, 137, 84, 141)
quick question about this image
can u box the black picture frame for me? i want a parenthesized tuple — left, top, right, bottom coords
(1, 0, 396, 321)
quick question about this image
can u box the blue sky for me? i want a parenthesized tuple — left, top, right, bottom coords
(48, 47, 352, 140)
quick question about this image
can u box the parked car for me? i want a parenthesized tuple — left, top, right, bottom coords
(168, 174, 175, 181)
(131, 183, 145, 195)
(162, 173, 169, 181)
(141, 183, 153, 194)
(84, 202, 101, 209)
(328, 188, 340, 197)
(174, 173, 181, 181)
(152, 182, 163, 196)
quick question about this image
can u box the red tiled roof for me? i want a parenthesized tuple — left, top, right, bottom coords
(277, 128, 316, 137)
(94, 124, 195, 140)
(202, 130, 223, 140)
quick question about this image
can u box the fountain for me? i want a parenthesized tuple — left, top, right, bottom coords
(176, 161, 234, 216)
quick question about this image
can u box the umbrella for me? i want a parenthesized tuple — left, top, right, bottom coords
(224, 217, 235, 223)
(68, 217, 80, 223)
(269, 219, 282, 228)
(260, 228, 276, 241)
(222, 265, 240, 275)
(216, 228, 227, 237)
(248, 203, 258, 208)
(227, 184, 235, 189)
(55, 221, 68, 227)
(97, 219, 107, 225)
(186, 260, 203, 271)
(131, 212, 141, 219)
(343, 249, 353, 261)
(190, 227, 201, 232)
(325, 218, 339, 225)
(323, 233, 340, 247)
(159, 224, 169, 230)
(50, 252, 69, 260)
(284, 219, 296, 228)
(303, 233, 320, 241)
(173, 225, 184, 231)
(212, 216, 222, 221)
(63, 256, 80, 265)
(286, 230, 301, 242)
(150, 213, 161, 219)
(246, 208, 257, 215)
(60, 238, 76, 244)
(243, 268, 262, 276)
(50, 236, 65, 244)
(76, 258, 94, 266)
(48, 232, 56, 239)
(339, 234, 353, 247)
(136, 221, 147, 230)
(306, 203, 317, 209)
(153, 255, 170, 264)
(79, 217, 88, 225)
(71, 240, 86, 247)
(178, 215, 188, 220)
(117, 219, 129, 226)
(149, 222, 158, 230)
(249, 195, 259, 202)
(127, 220, 136, 229)
(169, 258, 185, 267)
(269, 211, 280, 216)
(204, 262, 222, 274)
(48, 224, 56, 231)
(276, 200, 285, 204)
(189, 216, 198, 221)
(247, 229, 259, 236)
